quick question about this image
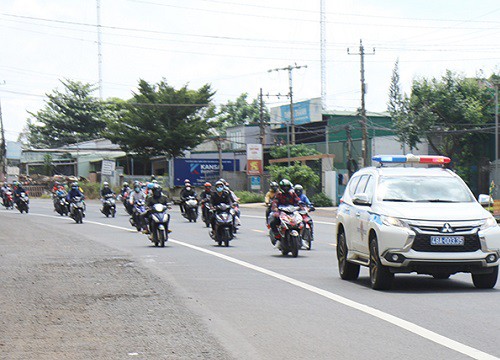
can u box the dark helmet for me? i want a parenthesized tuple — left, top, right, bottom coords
(152, 184, 162, 198)
(215, 181, 225, 193)
(279, 179, 292, 192)
(270, 181, 279, 191)
(294, 184, 303, 195)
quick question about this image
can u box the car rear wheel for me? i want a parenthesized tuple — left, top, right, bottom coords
(369, 237, 394, 290)
(472, 266, 498, 289)
(337, 231, 360, 280)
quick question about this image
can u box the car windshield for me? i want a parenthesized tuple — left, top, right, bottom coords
(377, 176, 474, 203)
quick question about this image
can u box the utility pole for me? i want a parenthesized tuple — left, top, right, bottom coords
(258, 88, 265, 148)
(96, 0, 103, 99)
(268, 64, 307, 145)
(214, 136, 224, 178)
(265, 91, 291, 166)
(348, 39, 375, 167)
(320, 0, 326, 110)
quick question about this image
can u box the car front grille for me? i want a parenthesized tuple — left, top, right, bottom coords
(411, 233, 481, 252)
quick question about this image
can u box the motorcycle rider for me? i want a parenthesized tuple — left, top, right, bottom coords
(1, 182, 11, 206)
(145, 184, 171, 236)
(100, 182, 115, 214)
(269, 179, 301, 246)
(209, 180, 233, 236)
(222, 180, 241, 227)
(294, 184, 312, 207)
(294, 184, 315, 237)
(129, 181, 148, 232)
(101, 182, 115, 197)
(265, 181, 280, 222)
(179, 181, 197, 215)
(120, 182, 130, 198)
(66, 182, 85, 216)
(12, 181, 27, 207)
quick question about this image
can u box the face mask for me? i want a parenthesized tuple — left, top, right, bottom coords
(216, 186, 224, 192)
(134, 187, 140, 192)
(186, 187, 191, 191)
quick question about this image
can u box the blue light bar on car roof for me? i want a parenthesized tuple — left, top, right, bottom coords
(372, 154, 451, 164)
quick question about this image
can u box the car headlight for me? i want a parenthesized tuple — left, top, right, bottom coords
(481, 216, 498, 230)
(381, 215, 410, 229)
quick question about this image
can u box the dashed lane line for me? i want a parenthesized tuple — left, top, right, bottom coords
(27, 211, 499, 360)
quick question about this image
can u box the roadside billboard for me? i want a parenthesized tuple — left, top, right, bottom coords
(246, 144, 263, 175)
(173, 158, 240, 187)
(270, 97, 322, 126)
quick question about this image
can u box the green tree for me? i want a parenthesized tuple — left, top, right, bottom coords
(387, 59, 421, 151)
(42, 154, 53, 176)
(269, 144, 320, 159)
(106, 79, 215, 158)
(266, 144, 321, 189)
(267, 162, 320, 189)
(215, 93, 269, 131)
(408, 71, 494, 161)
(26, 79, 109, 148)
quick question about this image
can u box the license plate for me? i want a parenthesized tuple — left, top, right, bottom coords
(430, 236, 465, 246)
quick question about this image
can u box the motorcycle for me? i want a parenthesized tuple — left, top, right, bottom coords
(201, 196, 212, 228)
(182, 195, 199, 223)
(54, 192, 69, 216)
(15, 192, 30, 214)
(231, 202, 241, 234)
(119, 191, 133, 215)
(130, 199, 147, 232)
(298, 202, 315, 250)
(210, 203, 234, 247)
(3, 190, 14, 209)
(69, 196, 85, 224)
(147, 203, 171, 247)
(269, 205, 303, 257)
(101, 193, 116, 218)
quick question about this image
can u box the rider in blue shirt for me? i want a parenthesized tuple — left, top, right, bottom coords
(294, 184, 312, 207)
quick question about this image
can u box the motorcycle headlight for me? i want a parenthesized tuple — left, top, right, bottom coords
(481, 216, 498, 230)
(381, 215, 410, 229)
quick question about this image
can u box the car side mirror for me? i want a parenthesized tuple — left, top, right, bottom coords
(353, 193, 371, 206)
(478, 194, 493, 206)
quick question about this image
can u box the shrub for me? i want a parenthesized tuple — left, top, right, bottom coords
(80, 182, 101, 200)
(235, 191, 264, 204)
(310, 192, 333, 207)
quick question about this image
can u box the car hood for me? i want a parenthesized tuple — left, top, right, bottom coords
(372, 201, 490, 221)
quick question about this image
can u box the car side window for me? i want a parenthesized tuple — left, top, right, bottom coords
(364, 176, 375, 200)
(354, 175, 369, 195)
(348, 176, 361, 197)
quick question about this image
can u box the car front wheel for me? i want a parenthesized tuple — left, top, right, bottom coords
(369, 237, 394, 290)
(472, 266, 498, 289)
(337, 231, 360, 280)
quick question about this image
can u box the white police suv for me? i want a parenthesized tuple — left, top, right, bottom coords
(335, 154, 500, 290)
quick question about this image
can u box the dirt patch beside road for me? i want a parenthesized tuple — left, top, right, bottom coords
(0, 215, 234, 360)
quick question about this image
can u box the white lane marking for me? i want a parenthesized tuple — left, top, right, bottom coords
(252, 229, 266, 233)
(242, 214, 335, 225)
(28, 212, 498, 360)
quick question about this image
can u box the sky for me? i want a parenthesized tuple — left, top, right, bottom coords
(1, 0, 499, 141)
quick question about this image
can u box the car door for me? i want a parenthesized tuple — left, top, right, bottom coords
(350, 174, 372, 253)
(356, 175, 375, 255)
(340, 175, 361, 250)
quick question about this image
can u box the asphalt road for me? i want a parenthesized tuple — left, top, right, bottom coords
(1, 199, 499, 360)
